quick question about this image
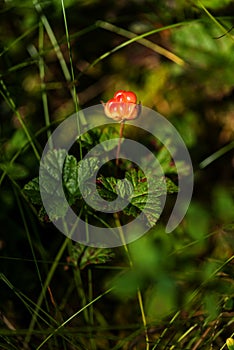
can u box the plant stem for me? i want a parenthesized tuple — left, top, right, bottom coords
(116, 121, 125, 166)
(114, 213, 150, 350)
(114, 120, 149, 348)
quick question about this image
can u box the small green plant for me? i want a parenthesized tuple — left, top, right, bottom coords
(24, 146, 177, 228)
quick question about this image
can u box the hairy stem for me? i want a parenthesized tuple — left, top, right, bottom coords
(116, 121, 125, 166)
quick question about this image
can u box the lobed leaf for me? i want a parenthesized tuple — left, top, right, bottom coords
(96, 168, 174, 227)
(39, 149, 69, 220)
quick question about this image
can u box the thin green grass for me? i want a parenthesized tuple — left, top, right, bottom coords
(199, 140, 234, 169)
(96, 20, 186, 66)
(0, 80, 40, 161)
(13, 186, 49, 313)
(24, 237, 70, 346)
(38, 22, 52, 149)
(77, 21, 189, 80)
(35, 287, 114, 350)
(60, 0, 83, 158)
(198, 0, 234, 41)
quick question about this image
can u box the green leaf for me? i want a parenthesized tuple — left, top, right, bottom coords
(63, 155, 79, 196)
(116, 178, 133, 198)
(97, 169, 170, 227)
(200, 0, 233, 10)
(23, 177, 42, 205)
(5, 129, 28, 155)
(39, 149, 69, 220)
(25, 151, 100, 220)
(0, 162, 29, 179)
(80, 126, 122, 152)
(78, 157, 100, 197)
(156, 143, 176, 174)
(79, 128, 102, 151)
(166, 178, 178, 194)
(40, 151, 100, 219)
(99, 126, 123, 151)
(40, 149, 67, 192)
(70, 243, 114, 270)
(124, 169, 166, 226)
(140, 140, 190, 178)
(94, 175, 126, 211)
(97, 175, 118, 201)
(172, 21, 234, 73)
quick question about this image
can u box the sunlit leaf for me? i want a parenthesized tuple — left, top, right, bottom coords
(96, 168, 171, 227)
(23, 177, 42, 205)
(39, 149, 68, 220)
(124, 169, 167, 226)
(200, 0, 233, 9)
